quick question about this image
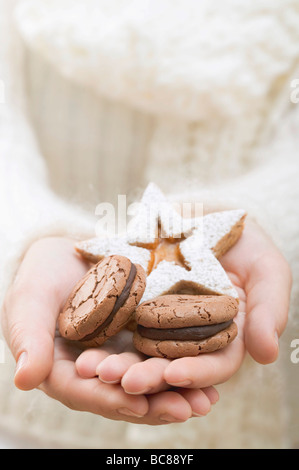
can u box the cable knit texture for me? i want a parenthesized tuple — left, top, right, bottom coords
(0, 0, 299, 448)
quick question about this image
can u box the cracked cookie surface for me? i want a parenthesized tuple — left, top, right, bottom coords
(133, 294, 238, 358)
(58, 255, 146, 346)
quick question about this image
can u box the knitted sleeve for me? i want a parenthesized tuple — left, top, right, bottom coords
(171, 105, 299, 324)
(216, 106, 299, 258)
(0, 107, 95, 302)
(0, 0, 95, 304)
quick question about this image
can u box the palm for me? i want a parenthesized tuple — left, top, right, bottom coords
(27, 238, 215, 423)
(4, 220, 291, 424)
(76, 219, 291, 394)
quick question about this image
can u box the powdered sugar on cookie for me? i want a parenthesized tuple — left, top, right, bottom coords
(77, 235, 151, 273)
(75, 183, 246, 301)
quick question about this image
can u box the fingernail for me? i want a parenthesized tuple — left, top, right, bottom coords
(274, 331, 279, 346)
(192, 412, 205, 417)
(15, 351, 27, 375)
(124, 387, 152, 395)
(117, 408, 144, 418)
(98, 378, 120, 384)
(159, 413, 182, 423)
(168, 380, 192, 387)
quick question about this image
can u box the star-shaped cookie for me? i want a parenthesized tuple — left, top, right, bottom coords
(76, 183, 246, 302)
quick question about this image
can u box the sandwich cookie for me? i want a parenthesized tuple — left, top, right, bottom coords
(76, 182, 246, 302)
(133, 294, 238, 358)
(58, 255, 146, 347)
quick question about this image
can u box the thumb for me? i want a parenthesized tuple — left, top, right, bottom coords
(245, 252, 292, 365)
(2, 287, 56, 391)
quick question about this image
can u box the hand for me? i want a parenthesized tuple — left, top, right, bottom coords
(76, 218, 292, 393)
(0, 237, 218, 425)
(162, 217, 292, 388)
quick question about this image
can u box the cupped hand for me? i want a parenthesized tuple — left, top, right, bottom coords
(162, 217, 292, 389)
(76, 218, 292, 393)
(0, 237, 218, 424)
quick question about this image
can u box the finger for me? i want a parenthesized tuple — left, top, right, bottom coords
(40, 358, 149, 420)
(146, 391, 192, 424)
(121, 357, 171, 395)
(96, 350, 145, 384)
(76, 330, 136, 378)
(202, 386, 219, 405)
(76, 348, 111, 378)
(164, 312, 246, 389)
(178, 388, 213, 417)
(1, 238, 88, 391)
(245, 252, 292, 364)
(2, 285, 56, 391)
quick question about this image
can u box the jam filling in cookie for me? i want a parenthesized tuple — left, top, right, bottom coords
(136, 228, 188, 274)
(75, 183, 246, 301)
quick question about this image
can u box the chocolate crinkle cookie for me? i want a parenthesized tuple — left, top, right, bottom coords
(133, 294, 238, 358)
(58, 255, 146, 347)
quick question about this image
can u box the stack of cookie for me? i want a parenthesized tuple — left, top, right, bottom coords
(58, 183, 246, 358)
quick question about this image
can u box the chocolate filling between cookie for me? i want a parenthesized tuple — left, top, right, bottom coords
(137, 319, 233, 341)
(80, 263, 137, 342)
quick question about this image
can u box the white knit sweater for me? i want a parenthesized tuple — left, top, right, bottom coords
(0, 0, 299, 449)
